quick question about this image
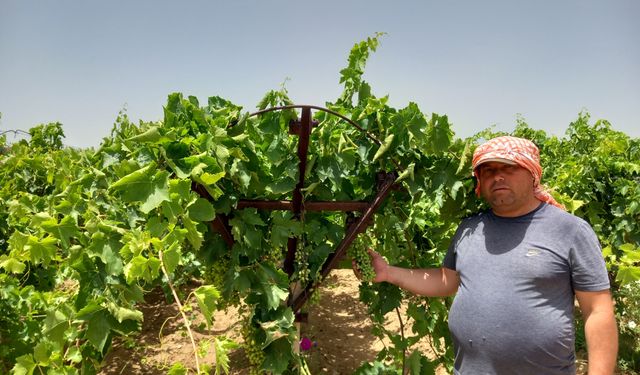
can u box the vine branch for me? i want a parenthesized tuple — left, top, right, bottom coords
(395, 306, 407, 374)
(159, 250, 201, 374)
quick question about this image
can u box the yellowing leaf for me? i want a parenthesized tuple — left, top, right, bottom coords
(0, 255, 26, 274)
(373, 134, 394, 162)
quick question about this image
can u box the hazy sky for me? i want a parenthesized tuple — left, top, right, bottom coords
(1, 0, 638, 148)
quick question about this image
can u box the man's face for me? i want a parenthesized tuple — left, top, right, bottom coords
(476, 161, 537, 216)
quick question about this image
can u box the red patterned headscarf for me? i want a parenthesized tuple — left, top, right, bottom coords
(472, 136, 565, 210)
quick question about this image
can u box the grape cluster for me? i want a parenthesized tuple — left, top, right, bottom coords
(241, 320, 265, 374)
(203, 258, 228, 286)
(294, 243, 311, 285)
(306, 286, 321, 306)
(202, 257, 240, 308)
(265, 244, 283, 263)
(349, 239, 376, 282)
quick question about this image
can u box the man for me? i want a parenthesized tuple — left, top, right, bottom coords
(359, 136, 618, 374)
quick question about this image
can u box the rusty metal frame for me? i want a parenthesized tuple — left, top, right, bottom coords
(193, 104, 400, 314)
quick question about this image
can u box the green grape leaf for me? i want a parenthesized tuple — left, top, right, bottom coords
(407, 350, 437, 375)
(160, 241, 181, 275)
(43, 309, 70, 344)
(182, 216, 204, 250)
(66, 346, 82, 364)
(109, 164, 154, 200)
(259, 309, 295, 348)
(456, 139, 473, 175)
(76, 301, 104, 319)
(227, 268, 252, 294)
(393, 102, 428, 144)
(617, 265, 640, 285)
(161, 199, 184, 223)
(107, 302, 144, 323)
(236, 209, 266, 226)
(7, 230, 29, 255)
(270, 212, 303, 248)
(85, 309, 111, 352)
(124, 255, 161, 284)
(620, 243, 640, 260)
(88, 231, 123, 276)
(168, 178, 193, 202)
(126, 126, 162, 143)
(167, 363, 187, 375)
(196, 171, 226, 186)
(396, 163, 415, 182)
(0, 255, 26, 274)
(12, 354, 36, 375)
(26, 235, 58, 266)
(194, 285, 221, 329)
(214, 337, 239, 375)
(110, 164, 170, 213)
(251, 280, 289, 312)
(373, 134, 394, 162)
(257, 265, 289, 310)
(265, 177, 297, 195)
(262, 338, 293, 374)
(425, 113, 453, 153)
(140, 171, 171, 213)
(40, 215, 79, 248)
(188, 198, 216, 222)
(230, 159, 252, 190)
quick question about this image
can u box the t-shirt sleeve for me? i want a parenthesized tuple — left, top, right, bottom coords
(570, 220, 610, 291)
(443, 224, 463, 270)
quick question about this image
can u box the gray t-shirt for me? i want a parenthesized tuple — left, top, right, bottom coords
(443, 203, 610, 375)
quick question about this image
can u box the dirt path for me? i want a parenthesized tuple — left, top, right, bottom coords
(100, 269, 446, 374)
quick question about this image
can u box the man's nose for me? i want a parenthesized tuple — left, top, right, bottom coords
(492, 173, 505, 181)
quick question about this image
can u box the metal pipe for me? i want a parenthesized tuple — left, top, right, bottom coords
(284, 107, 313, 276)
(248, 104, 381, 146)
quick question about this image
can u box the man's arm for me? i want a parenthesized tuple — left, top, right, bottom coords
(355, 249, 459, 297)
(575, 289, 618, 375)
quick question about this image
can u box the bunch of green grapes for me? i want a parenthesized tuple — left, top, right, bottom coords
(265, 243, 284, 264)
(241, 320, 265, 374)
(294, 243, 311, 285)
(306, 286, 321, 306)
(203, 257, 228, 286)
(202, 257, 240, 308)
(349, 237, 376, 282)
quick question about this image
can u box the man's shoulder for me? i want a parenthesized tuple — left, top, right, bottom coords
(538, 202, 587, 223)
(458, 209, 491, 227)
(536, 203, 598, 236)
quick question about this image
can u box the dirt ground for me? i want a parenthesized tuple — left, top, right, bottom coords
(99, 269, 448, 374)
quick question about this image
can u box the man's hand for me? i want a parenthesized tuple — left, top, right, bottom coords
(352, 249, 389, 283)
(368, 249, 390, 283)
